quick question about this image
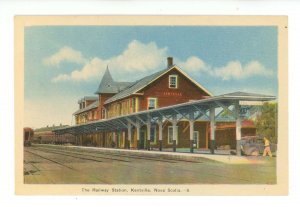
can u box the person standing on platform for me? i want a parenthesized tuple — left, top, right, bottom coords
(263, 137, 272, 157)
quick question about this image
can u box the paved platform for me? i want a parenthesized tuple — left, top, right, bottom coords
(44, 144, 269, 165)
(24, 144, 276, 184)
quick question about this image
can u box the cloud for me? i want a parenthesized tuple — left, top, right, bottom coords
(109, 40, 167, 72)
(177, 57, 273, 81)
(52, 40, 168, 82)
(43, 46, 87, 67)
(176, 56, 209, 72)
(52, 74, 71, 82)
(51, 40, 273, 82)
(52, 58, 105, 82)
(211, 60, 274, 80)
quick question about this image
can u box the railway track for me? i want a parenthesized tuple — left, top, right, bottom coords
(23, 144, 275, 184)
(25, 146, 171, 182)
(33, 145, 204, 164)
(34, 146, 176, 163)
(24, 149, 76, 170)
(29, 145, 254, 183)
(28, 145, 206, 179)
(28, 147, 129, 163)
(24, 148, 113, 184)
(23, 160, 40, 176)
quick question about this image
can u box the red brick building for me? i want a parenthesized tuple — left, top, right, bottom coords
(73, 57, 256, 150)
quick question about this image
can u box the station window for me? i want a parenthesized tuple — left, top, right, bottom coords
(169, 75, 178, 89)
(132, 98, 135, 112)
(102, 108, 106, 119)
(168, 126, 178, 144)
(147, 98, 157, 110)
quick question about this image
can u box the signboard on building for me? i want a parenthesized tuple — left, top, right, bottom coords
(239, 101, 263, 106)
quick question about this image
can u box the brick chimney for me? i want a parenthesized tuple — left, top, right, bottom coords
(167, 57, 173, 67)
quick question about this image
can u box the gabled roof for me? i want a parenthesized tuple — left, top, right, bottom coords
(95, 66, 133, 94)
(104, 65, 213, 104)
(104, 68, 169, 104)
(78, 96, 98, 104)
(116, 82, 134, 91)
(219, 91, 274, 98)
(73, 100, 99, 115)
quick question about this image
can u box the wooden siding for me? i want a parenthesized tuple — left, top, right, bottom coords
(105, 68, 211, 119)
(75, 107, 99, 124)
(98, 93, 115, 120)
(106, 96, 138, 118)
(137, 68, 210, 111)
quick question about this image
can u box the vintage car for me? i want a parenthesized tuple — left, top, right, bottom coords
(240, 136, 277, 156)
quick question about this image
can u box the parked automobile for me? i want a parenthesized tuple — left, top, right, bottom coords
(240, 136, 277, 156)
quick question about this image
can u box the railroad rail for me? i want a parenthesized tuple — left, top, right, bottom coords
(30, 145, 204, 164)
(23, 144, 276, 184)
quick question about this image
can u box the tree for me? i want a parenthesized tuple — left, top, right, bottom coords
(254, 102, 278, 143)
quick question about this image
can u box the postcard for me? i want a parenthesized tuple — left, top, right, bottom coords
(15, 16, 288, 195)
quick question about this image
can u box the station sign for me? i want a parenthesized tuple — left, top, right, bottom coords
(239, 101, 263, 106)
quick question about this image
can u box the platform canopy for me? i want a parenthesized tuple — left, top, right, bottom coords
(53, 92, 276, 136)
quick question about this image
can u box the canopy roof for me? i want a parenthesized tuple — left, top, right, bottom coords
(53, 92, 276, 135)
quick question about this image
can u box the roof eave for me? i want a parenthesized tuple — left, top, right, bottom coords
(73, 105, 99, 116)
(103, 65, 213, 104)
(133, 65, 213, 97)
(172, 65, 213, 96)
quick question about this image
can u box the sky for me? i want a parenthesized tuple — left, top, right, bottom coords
(24, 26, 278, 129)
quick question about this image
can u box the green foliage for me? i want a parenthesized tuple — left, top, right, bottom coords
(254, 102, 278, 143)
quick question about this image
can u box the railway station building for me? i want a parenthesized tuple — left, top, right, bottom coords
(54, 57, 274, 156)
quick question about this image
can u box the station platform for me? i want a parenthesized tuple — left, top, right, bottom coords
(24, 144, 276, 184)
(41, 144, 268, 165)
